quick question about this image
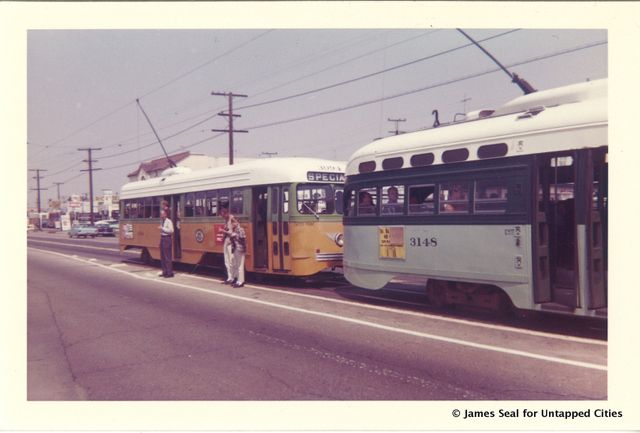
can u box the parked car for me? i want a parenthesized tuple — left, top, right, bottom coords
(95, 222, 114, 237)
(69, 223, 98, 238)
(96, 219, 119, 235)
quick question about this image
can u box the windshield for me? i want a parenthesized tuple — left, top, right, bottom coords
(296, 183, 344, 215)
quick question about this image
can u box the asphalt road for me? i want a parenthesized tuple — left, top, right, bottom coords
(27, 231, 607, 400)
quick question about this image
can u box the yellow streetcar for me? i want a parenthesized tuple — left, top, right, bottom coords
(119, 158, 345, 276)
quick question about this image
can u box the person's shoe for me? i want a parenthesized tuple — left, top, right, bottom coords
(223, 279, 233, 285)
(158, 272, 164, 277)
(164, 273, 174, 278)
(232, 278, 238, 284)
(232, 282, 244, 288)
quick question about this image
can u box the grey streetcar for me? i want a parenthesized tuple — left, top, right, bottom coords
(343, 79, 607, 317)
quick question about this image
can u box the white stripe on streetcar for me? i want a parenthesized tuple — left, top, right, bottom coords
(28, 246, 607, 371)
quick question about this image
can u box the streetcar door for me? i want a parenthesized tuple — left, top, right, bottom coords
(584, 148, 608, 309)
(537, 153, 578, 308)
(252, 187, 269, 270)
(269, 185, 291, 272)
(170, 194, 182, 259)
(532, 157, 551, 303)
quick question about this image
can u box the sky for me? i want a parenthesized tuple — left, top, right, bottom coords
(26, 27, 607, 208)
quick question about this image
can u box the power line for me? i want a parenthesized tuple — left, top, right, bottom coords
(245, 40, 607, 131)
(42, 38, 606, 178)
(236, 29, 431, 101)
(138, 30, 274, 100)
(236, 30, 521, 111)
(37, 30, 274, 151)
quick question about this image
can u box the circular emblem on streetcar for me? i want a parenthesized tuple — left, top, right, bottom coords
(195, 229, 205, 243)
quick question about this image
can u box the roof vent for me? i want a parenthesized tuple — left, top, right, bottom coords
(161, 166, 192, 176)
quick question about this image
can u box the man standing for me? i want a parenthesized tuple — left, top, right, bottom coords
(159, 208, 174, 278)
(218, 205, 235, 284)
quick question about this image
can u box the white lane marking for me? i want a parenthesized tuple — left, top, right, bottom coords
(28, 247, 607, 371)
(180, 274, 606, 346)
(27, 238, 138, 254)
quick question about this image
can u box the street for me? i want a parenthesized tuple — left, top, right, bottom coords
(27, 231, 607, 400)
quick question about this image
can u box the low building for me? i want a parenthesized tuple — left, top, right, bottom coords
(126, 151, 252, 182)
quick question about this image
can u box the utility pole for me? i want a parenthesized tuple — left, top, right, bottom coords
(78, 147, 102, 225)
(260, 152, 278, 158)
(388, 118, 406, 136)
(29, 169, 47, 230)
(53, 182, 64, 201)
(460, 94, 472, 114)
(211, 91, 248, 165)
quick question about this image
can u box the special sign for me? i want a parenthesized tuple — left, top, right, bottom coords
(307, 172, 345, 183)
(378, 226, 405, 260)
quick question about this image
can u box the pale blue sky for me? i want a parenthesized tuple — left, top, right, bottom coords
(27, 28, 607, 205)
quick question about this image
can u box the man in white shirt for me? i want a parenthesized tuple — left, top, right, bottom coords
(159, 209, 174, 278)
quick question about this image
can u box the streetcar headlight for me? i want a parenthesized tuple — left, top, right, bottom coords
(334, 233, 344, 247)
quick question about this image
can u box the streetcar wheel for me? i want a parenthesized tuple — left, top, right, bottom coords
(140, 248, 153, 265)
(426, 280, 448, 308)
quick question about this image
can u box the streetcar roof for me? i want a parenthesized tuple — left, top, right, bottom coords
(120, 157, 346, 199)
(346, 79, 607, 176)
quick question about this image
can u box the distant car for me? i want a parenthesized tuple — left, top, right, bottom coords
(69, 223, 98, 238)
(27, 224, 35, 231)
(95, 222, 114, 237)
(97, 219, 119, 234)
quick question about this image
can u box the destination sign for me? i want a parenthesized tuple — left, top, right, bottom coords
(307, 171, 345, 183)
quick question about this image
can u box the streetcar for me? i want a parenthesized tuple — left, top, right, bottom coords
(119, 157, 345, 276)
(342, 79, 607, 317)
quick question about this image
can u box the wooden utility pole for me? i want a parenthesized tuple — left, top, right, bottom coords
(53, 182, 64, 201)
(211, 91, 248, 165)
(29, 169, 47, 229)
(388, 118, 406, 136)
(78, 147, 102, 225)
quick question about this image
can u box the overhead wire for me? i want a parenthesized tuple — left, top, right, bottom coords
(236, 29, 520, 111)
(36, 30, 275, 152)
(244, 40, 607, 131)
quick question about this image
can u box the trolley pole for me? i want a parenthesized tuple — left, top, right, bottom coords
(388, 118, 406, 136)
(211, 91, 248, 165)
(29, 169, 47, 230)
(79, 147, 102, 225)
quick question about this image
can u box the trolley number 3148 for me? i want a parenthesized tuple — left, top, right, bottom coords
(409, 237, 438, 247)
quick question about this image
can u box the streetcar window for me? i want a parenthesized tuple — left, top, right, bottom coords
(357, 187, 377, 216)
(283, 189, 289, 214)
(381, 185, 405, 215)
(410, 152, 434, 167)
(184, 193, 195, 217)
(358, 161, 376, 173)
(442, 148, 469, 164)
(477, 143, 508, 159)
(344, 189, 356, 216)
(440, 183, 470, 213)
(474, 180, 508, 214)
(130, 200, 140, 219)
(194, 191, 206, 216)
(123, 201, 130, 219)
(230, 189, 244, 215)
(218, 189, 230, 215)
(297, 184, 334, 215)
(408, 185, 435, 214)
(335, 187, 344, 215)
(206, 190, 218, 216)
(151, 196, 160, 218)
(382, 157, 403, 170)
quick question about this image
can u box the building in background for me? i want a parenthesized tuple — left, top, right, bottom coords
(126, 151, 253, 182)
